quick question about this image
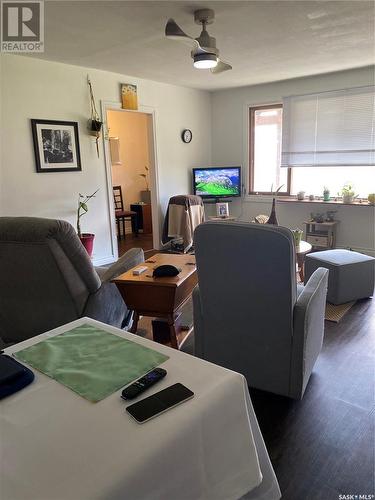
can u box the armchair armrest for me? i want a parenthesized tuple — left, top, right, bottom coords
(97, 248, 144, 283)
(192, 285, 204, 358)
(290, 267, 329, 399)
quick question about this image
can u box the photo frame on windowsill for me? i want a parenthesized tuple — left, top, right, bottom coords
(31, 119, 82, 173)
(216, 202, 229, 218)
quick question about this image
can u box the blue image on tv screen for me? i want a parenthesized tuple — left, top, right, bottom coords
(193, 167, 241, 197)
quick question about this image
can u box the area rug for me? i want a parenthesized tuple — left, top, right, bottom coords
(325, 301, 355, 323)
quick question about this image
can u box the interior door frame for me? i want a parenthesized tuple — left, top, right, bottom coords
(101, 101, 161, 259)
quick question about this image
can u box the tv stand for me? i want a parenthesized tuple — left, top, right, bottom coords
(208, 216, 237, 221)
(202, 198, 233, 204)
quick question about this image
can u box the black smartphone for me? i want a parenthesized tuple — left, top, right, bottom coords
(126, 383, 194, 423)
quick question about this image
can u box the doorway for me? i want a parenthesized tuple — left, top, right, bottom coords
(103, 104, 159, 259)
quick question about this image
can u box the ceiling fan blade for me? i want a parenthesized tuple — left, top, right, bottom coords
(210, 59, 232, 74)
(165, 19, 212, 54)
(165, 19, 194, 42)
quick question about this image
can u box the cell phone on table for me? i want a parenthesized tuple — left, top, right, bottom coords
(126, 383, 194, 424)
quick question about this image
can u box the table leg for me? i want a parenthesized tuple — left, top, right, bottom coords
(167, 314, 179, 349)
(297, 254, 305, 282)
(129, 311, 139, 333)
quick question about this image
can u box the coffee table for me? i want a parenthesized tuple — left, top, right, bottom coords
(113, 253, 197, 349)
(296, 240, 312, 282)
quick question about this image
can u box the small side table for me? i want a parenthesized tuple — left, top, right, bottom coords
(130, 203, 152, 234)
(304, 220, 339, 250)
(112, 253, 197, 349)
(296, 240, 312, 282)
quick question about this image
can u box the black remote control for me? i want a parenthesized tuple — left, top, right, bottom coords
(121, 368, 167, 400)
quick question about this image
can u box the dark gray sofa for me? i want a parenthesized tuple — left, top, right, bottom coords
(0, 217, 144, 345)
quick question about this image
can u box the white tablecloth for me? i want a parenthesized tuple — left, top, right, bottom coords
(0, 318, 280, 500)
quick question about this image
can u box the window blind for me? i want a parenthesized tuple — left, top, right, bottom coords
(281, 86, 375, 167)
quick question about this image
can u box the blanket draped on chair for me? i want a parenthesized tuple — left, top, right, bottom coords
(162, 195, 204, 252)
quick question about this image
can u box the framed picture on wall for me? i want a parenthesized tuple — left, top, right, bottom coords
(121, 84, 138, 110)
(31, 119, 82, 173)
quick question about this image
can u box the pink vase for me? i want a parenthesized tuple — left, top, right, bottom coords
(79, 233, 95, 257)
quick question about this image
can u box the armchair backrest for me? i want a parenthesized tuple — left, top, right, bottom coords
(0, 217, 101, 343)
(194, 221, 297, 395)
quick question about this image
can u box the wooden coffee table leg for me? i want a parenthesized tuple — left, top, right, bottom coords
(297, 254, 304, 282)
(129, 311, 140, 333)
(167, 314, 179, 349)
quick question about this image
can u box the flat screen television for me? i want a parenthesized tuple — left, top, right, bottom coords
(192, 166, 241, 199)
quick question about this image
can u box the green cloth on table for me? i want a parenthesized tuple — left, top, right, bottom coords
(14, 324, 169, 402)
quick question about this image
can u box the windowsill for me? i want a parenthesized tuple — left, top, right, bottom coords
(243, 194, 374, 207)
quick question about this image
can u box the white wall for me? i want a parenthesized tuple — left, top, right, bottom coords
(210, 66, 375, 254)
(0, 54, 211, 263)
(1, 56, 373, 258)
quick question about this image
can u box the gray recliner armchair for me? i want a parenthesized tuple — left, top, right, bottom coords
(193, 221, 329, 399)
(0, 217, 144, 346)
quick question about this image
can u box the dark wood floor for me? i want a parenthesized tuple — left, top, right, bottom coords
(248, 297, 375, 500)
(118, 232, 154, 256)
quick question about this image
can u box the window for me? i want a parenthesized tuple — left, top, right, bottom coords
(249, 101, 375, 199)
(290, 166, 374, 198)
(249, 105, 290, 195)
(281, 86, 375, 168)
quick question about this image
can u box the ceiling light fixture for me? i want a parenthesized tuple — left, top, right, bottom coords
(193, 53, 218, 69)
(165, 10, 232, 74)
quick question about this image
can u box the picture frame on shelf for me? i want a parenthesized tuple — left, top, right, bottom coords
(216, 202, 229, 218)
(31, 119, 82, 173)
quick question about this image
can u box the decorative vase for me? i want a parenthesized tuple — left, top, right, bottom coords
(79, 233, 95, 257)
(297, 191, 305, 200)
(140, 190, 151, 204)
(267, 198, 279, 225)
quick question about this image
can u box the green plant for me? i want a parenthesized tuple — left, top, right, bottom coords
(270, 184, 284, 196)
(323, 186, 330, 193)
(77, 189, 99, 237)
(139, 165, 149, 190)
(338, 183, 357, 199)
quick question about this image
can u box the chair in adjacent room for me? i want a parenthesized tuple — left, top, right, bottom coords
(0, 217, 144, 347)
(113, 185, 138, 240)
(193, 221, 329, 400)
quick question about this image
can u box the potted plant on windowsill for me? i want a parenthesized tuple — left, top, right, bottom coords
(77, 189, 99, 256)
(339, 184, 357, 204)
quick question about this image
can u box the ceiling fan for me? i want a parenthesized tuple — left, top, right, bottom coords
(165, 9, 232, 74)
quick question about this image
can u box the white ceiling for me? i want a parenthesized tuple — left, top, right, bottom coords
(32, 0, 374, 91)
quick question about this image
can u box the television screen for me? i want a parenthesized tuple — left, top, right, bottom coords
(193, 167, 241, 198)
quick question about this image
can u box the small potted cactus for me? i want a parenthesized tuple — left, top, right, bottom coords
(323, 186, 330, 202)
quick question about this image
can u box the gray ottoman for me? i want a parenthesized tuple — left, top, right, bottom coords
(305, 249, 375, 305)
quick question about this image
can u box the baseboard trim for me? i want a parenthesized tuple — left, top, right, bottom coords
(92, 255, 117, 266)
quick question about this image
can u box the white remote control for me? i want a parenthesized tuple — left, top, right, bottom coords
(133, 266, 148, 276)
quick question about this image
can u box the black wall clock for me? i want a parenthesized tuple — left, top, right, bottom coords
(181, 129, 192, 143)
